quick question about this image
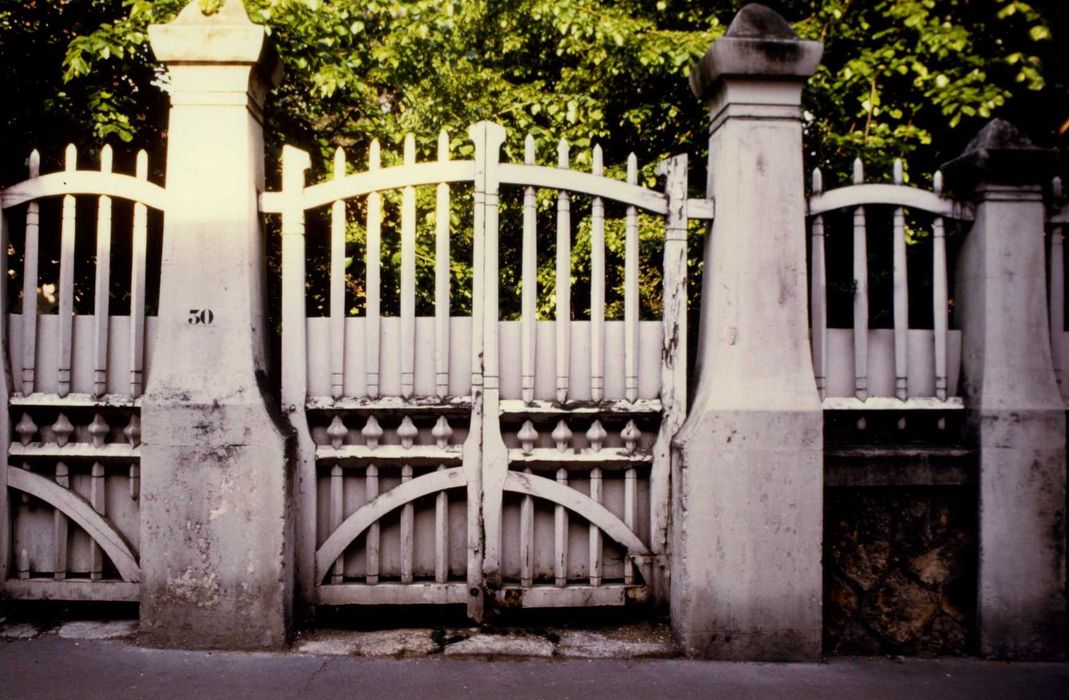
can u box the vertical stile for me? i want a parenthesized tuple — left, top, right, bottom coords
(1049, 176, 1064, 389)
(521, 135, 538, 403)
(90, 462, 106, 581)
(852, 158, 869, 400)
(624, 154, 640, 402)
(518, 421, 537, 588)
(53, 462, 69, 580)
(398, 415, 417, 584)
(400, 135, 417, 398)
(434, 130, 452, 399)
(20, 150, 41, 395)
(892, 159, 909, 400)
(810, 168, 828, 400)
(432, 416, 452, 583)
(555, 139, 571, 404)
(362, 416, 383, 585)
(329, 147, 347, 400)
(92, 146, 114, 398)
(551, 419, 571, 587)
(589, 467, 603, 586)
(590, 146, 606, 402)
(932, 171, 950, 400)
(57, 144, 77, 397)
(329, 464, 344, 584)
(366, 141, 382, 398)
(129, 151, 149, 397)
(623, 465, 637, 585)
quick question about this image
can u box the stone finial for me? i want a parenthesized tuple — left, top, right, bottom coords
(940, 118, 1056, 196)
(690, 3, 823, 102)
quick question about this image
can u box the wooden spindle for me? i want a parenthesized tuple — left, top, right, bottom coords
(555, 139, 571, 404)
(555, 466, 568, 586)
(52, 413, 73, 447)
(624, 466, 637, 585)
(590, 145, 606, 402)
(401, 135, 417, 398)
(15, 412, 36, 446)
(852, 158, 869, 400)
(810, 167, 828, 400)
(326, 414, 347, 449)
(129, 463, 140, 501)
(125, 414, 140, 500)
(330, 464, 344, 583)
(366, 141, 382, 398)
(57, 144, 77, 397)
(892, 159, 909, 400)
(88, 412, 108, 448)
(398, 415, 417, 583)
(589, 466, 603, 586)
(130, 151, 149, 397)
(21, 150, 40, 395)
(362, 416, 382, 584)
(435, 130, 451, 399)
(520, 466, 534, 587)
(92, 145, 114, 397)
(330, 147, 347, 400)
(18, 548, 30, 580)
(432, 416, 452, 583)
(932, 171, 950, 400)
(624, 154, 639, 402)
(90, 462, 106, 581)
(521, 135, 537, 403)
(53, 462, 69, 580)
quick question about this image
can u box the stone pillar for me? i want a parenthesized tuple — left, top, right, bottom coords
(942, 119, 1065, 660)
(140, 0, 293, 649)
(670, 4, 824, 661)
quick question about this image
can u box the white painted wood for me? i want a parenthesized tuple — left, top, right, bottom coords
(554, 466, 568, 586)
(499, 163, 668, 214)
(53, 462, 69, 580)
(686, 198, 716, 220)
(432, 416, 452, 583)
(555, 139, 571, 403)
(400, 462, 414, 583)
(129, 151, 149, 397)
(589, 466, 603, 586)
(822, 328, 963, 400)
(89, 462, 106, 581)
(276, 160, 475, 211)
(507, 448, 651, 468)
(306, 393, 473, 414)
(92, 146, 113, 398)
(20, 150, 41, 395)
(318, 582, 467, 606)
(892, 160, 909, 400)
(932, 171, 950, 400)
(330, 464, 344, 583)
(810, 168, 828, 399)
(57, 145, 78, 398)
(9, 442, 140, 459)
(0, 207, 9, 583)
(366, 140, 382, 398)
(624, 154, 640, 402)
(1, 170, 168, 211)
(364, 464, 380, 584)
(435, 130, 451, 399)
(520, 466, 534, 587)
(624, 465, 637, 585)
(521, 134, 538, 403)
(2, 579, 139, 602)
(591, 145, 606, 402)
(330, 147, 347, 399)
(852, 159, 869, 400)
(496, 584, 646, 608)
(500, 397, 662, 416)
(823, 395, 964, 410)
(401, 135, 417, 398)
(808, 182, 969, 218)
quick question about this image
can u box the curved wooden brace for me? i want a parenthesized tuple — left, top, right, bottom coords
(294, 161, 477, 211)
(499, 164, 668, 214)
(809, 183, 970, 219)
(315, 466, 467, 582)
(6, 465, 140, 582)
(1, 172, 168, 211)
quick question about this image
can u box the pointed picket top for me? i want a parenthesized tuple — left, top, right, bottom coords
(592, 144, 603, 176)
(361, 415, 384, 448)
(28, 149, 40, 178)
(398, 415, 417, 449)
(627, 153, 638, 185)
(332, 146, 346, 179)
(518, 420, 538, 455)
(65, 143, 78, 172)
(811, 167, 823, 194)
(431, 415, 453, 448)
(404, 133, 416, 166)
(852, 157, 864, 185)
(124, 413, 141, 448)
(466, 120, 507, 155)
(552, 419, 573, 452)
(524, 134, 536, 164)
(15, 413, 37, 446)
(437, 129, 450, 162)
(326, 415, 348, 449)
(933, 170, 944, 196)
(369, 139, 381, 171)
(557, 138, 569, 169)
(52, 413, 74, 447)
(586, 419, 607, 452)
(893, 158, 904, 185)
(88, 413, 109, 448)
(621, 419, 641, 454)
(100, 144, 113, 174)
(136, 150, 148, 180)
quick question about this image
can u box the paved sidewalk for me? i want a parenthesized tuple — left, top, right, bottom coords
(1, 634, 1067, 700)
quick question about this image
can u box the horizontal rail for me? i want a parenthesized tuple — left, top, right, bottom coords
(1, 172, 167, 211)
(499, 163, 668, 214)
(9, 393, 142, 408)
(822, 396, 964, 410)
(809, 183, 970, 218)
(1050, 204, 1069, 225)
(314, 445, 464, 464)
(10, 443, 141, 459)
(496, 584, 647, 608)
(305, 395, 473, 415)
(317, 582, 468, 606)
(508, 448, 652, 468)
(499, 398, 662, 416)
(1, 579, 140, 602)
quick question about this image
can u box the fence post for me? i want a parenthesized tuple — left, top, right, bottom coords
(140, 0, 293, 648)
(671, 4, 823, 660)
(942, 119, 1066, 660)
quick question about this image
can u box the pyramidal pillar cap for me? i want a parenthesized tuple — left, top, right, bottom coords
(940, 118, 1056, 196)
(690, 3, 823, 102)
(149, 0, 278, 71)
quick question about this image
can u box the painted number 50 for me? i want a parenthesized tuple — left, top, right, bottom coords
(188, 309, 215, 325)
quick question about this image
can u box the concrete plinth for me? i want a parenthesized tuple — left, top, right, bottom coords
(943, 120, 1065, 659)
(671, 4, 824, 660)
(139, 0, 292, 649)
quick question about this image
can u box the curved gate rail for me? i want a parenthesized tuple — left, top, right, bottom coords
(0, 145, 164, 601)
(263, 121, 713, 620)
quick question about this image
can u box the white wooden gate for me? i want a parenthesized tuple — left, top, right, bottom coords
(264, 121, 713, 620)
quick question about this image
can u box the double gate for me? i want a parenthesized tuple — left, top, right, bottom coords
(266, 121, 712, 619)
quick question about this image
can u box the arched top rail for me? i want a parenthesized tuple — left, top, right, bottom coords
(809, 183, 971, 219)
(498, 163, 668, 214)
(1, 171, 168, 211)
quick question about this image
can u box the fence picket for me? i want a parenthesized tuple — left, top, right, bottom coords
(366, 141, 382, 398)
(401, 135, 417, 398)
(20, 150, 40, 395)
(129, 151, 149, 397)
(57, 144, 77, 398)
(892, 160, 909, 400)
(852, 158, 869, 400)
(92, 146, 113, 397)
(555, 139, 571, 404)
(330, 147, 347, 400)
(591, 146, 606, 402)
(624, 154, 639, 403)
(435, 130, 451, 399)
(810, 168, 827, 399)
(521, 135, 537, 404)
(933, 171, 950, 400)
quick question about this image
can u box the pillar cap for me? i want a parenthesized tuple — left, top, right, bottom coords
(940, 119, 1055, 196)
(690, 4, 822, 101)
(149, 0, 278, 74)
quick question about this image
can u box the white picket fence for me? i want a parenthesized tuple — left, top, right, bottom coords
(262, 121, 711, 617)
(0, 145, 164, 601)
